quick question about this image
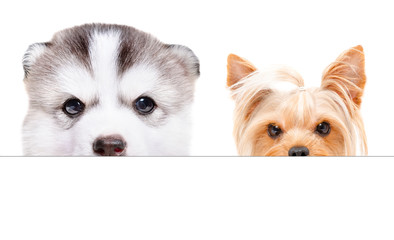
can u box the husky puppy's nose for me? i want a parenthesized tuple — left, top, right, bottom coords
(93, 135, 127, 156)
(288, 146, 310, 156)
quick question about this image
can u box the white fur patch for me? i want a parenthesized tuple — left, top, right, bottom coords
(119, 64, 161, 101)
(89, 30, 121, 107)
(56, 64, 96, 101)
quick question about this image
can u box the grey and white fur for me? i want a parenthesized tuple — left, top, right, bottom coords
(22, 23, 200, 156)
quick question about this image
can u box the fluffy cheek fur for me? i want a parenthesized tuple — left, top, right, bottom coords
(23, 107, 192, 156)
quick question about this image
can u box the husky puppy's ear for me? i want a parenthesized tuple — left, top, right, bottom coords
(22, 42, 50, 77)
(227, 54, 257, 87)
(167, 44, 200, 77)
(321, 45, 366, 108)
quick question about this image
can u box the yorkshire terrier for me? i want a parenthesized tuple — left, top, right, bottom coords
(227, 46, 367, 156)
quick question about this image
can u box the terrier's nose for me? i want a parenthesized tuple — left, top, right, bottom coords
(93, 135, 127, 156)
(288, 146, 310, 156)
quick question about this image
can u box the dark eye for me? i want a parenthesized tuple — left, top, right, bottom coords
(268, 124, 282, 139)
(63, 98, 85, 117)
(134, 96, 156, 115)
(316, 122, 331, 136)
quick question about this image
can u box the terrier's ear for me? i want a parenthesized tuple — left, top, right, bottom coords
(321, 45, 366, 108)
(22, 42, 50, 77)
(227, 54, 257, 87)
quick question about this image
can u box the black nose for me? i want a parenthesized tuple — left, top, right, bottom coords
(288, 146, 309, 156)
(93, 135, 127, 156)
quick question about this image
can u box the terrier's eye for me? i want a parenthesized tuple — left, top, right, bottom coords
(63, 98, 85, 117)
(268, 124, 282, 139)
(316, 122, 331, 136)
(134, 96, 156, 115)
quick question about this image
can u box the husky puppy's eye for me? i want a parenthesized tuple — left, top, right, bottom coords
(316, 122, 331, 136)
(268, 124, 282, 139)
(134, 97, 156, 115)
(63, 98, 85, 116)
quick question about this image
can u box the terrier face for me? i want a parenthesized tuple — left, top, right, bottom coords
(227, 46, 367, 156)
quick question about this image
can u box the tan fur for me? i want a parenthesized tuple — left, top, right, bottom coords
(227, 54, 257, 88)
(322, 45, 366, 108)
(227, 46, 368, 156)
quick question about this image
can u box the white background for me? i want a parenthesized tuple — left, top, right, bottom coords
(0, 1, 394, 239)
(1, 158, 394, 240)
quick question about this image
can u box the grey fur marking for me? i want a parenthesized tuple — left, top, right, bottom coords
(23, 23, 200, 81)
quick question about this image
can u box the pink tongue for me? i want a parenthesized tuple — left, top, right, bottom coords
(114, 148, 123, 153)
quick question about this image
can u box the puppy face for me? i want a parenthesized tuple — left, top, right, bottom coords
(227, 46, 367, 156)
(22, 24, 199, 156)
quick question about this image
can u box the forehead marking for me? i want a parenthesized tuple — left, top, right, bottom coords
(87, 30, 122, 107)
(56, 27, 93, 72)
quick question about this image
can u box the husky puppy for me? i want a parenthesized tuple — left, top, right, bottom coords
(22, 23, 200, 156)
